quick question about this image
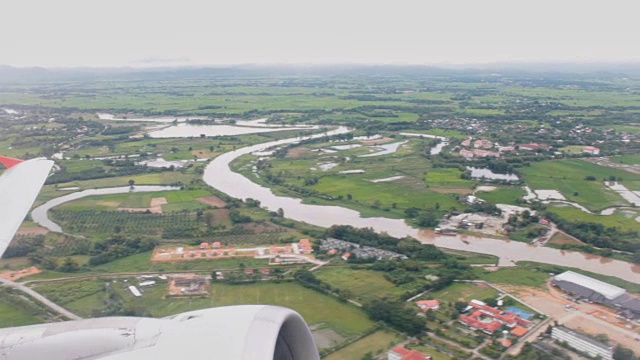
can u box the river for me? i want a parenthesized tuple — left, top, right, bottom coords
(203, 129, 640, 283)
(32, 186, 180, 233)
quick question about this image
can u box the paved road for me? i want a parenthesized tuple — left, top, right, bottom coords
(0, 276, 82, 320)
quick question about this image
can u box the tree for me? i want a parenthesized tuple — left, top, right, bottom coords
(58, 257, 79, 272)
(613, 345, 635, 360)
(277, 208, 284, 217)
(632, 251, 640, 264)
(128, 179, 135, 187)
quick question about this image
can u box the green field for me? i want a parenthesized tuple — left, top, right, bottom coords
(475, 186, 526, 205)
(548, 204, 640, 231)
(521, 159, 640, 211)
(324, 330, 402, 360)
(428, 282, 499, 304)
(0, 300, 42, 328)
(314, 267, 407, 302)
(611, 154, 640, 164)
(475, 267, 550, 288)
(38, 279, 374, 338)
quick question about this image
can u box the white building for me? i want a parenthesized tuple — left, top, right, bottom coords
(583, 146, 600, 155)
(551, 326, 613, 360)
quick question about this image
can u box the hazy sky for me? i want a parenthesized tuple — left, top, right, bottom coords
(1, 0, 638, 67)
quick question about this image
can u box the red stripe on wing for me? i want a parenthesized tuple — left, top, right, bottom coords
(0, 156, 24, 169)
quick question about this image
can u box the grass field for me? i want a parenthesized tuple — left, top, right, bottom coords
(424, 168, 475, 189)
(314, 267, 407, 302)
(40, 279, 374, 338)
(548, 231, 584, 246)
(0, 300, 42, 328)
(428, 282, 499, 304)
(475, 267, 550, 288)
(475, 186, 526, 205)
(178, 282, 374, 337)
(548, 204, 640, 231)
(611, 154, 640, 164)
(324, 330, 402, 360)
(521, 159, 640, 211)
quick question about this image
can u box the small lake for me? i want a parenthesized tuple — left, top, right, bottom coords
(359, 141, 407, 157)
(32, 185, 181, 233)
(467, 167, 519, 181)
(399, 133, 448, 155)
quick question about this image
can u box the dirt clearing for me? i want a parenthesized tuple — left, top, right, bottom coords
(16, 227, 49, 236)
(0, 266, 41, 281)
(197, 195, 227, 207)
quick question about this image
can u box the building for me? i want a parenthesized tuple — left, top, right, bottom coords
(388, 346, 431, 360)
(552, 271, 626, 304)
(583, 146, 601, 155)
(552, 271, 640, 318)
(458, 299, 530, 335)
(551, 326, 613, 360)
(459, 149, 474, 159)
(416, 300, 440, 311)
(473, 139, 493, 149)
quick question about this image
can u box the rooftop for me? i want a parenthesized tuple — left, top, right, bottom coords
(554, 271, 626, 300)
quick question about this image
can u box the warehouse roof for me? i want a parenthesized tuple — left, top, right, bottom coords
(554, 271, 626, 300)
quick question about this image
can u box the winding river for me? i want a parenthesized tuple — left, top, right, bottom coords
(32, 186, 180, 232)
(203, 128, 640, 283)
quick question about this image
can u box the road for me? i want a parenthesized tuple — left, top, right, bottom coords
(0, 276, 82, 320)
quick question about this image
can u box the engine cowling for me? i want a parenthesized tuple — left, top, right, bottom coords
(0, 305, 320, 360)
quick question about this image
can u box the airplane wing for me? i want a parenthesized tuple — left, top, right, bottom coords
(0, 156, 320, 359)
(0, 156, 54, 257)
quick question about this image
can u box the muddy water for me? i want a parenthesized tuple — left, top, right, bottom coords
(203, 129, 640, 283)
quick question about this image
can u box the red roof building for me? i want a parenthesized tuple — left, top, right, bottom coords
(458, 300, 530, 335)
(388, 346, 431, 360)
(212, 242, 221, 248)
(200, 242, 209, 249)
(416, 300, 440, 311)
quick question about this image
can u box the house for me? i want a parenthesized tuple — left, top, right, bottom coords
(244, 269, 254, 275)
(461, 139, 472, 147)
(328, 249, 337, 255)
(199, 242, 209, 249)
(472, 149, 499, 158)
(416, 299, 440, 311)
(460, 149, 474, 159)
(510, 326, 528, 337)
(388, 346, 431, 360)
(499, 338, 513, 348)
(212, 242, 221, 249)
(583, 146, 600, 155)
(498, 146, 515, 153)
(518, 143, 549, 151)
(341, 253, 351, 261)
(458, 299, 530, 335)
(473, 139, 493, 149)
(298, 238, 313, 254)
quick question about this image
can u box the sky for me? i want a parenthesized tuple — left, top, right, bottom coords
(1, 0, 639, 67)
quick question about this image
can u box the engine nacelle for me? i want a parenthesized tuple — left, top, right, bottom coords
(0, 305, 320, 360)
